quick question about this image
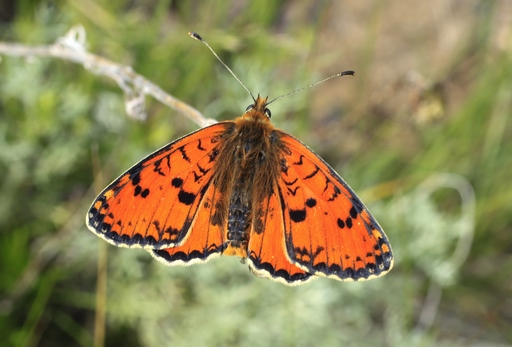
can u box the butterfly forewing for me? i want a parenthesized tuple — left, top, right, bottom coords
(87, 122, 231, 249)
(278, 133, 393, 281)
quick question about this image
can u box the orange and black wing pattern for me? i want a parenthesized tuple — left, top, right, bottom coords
(273, 133, 393, 281)
(150, 181, 226, 266)
(246, 191, 316, 285)
(86, 122, 231, 263)
(86, 97, 393, 285)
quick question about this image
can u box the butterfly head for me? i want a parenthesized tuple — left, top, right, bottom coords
(245, 94, 271, 120)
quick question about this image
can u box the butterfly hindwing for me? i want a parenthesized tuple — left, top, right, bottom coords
(278, 133, 393, 281)
(87, 122, 232, 250)
(247, 192, 315, 285)
(150, 182, 226, 265)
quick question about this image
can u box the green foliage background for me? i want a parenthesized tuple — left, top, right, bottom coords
(1, 1, 511, 346)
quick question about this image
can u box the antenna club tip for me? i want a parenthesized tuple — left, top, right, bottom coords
(341, 70, 355, 76)
(188, 31, 203, 41)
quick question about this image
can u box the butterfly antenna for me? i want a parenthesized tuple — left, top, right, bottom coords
(266, 70, 355, 106)
(189, 31, 256, 102)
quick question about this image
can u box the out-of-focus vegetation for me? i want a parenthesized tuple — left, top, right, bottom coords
(1, 1, 511, 346)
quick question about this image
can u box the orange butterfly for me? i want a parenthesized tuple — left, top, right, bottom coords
(86, 33, 393, 286)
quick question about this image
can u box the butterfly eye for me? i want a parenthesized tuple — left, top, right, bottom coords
(264, 108, 272, 118)
(245, 105, 254, 112)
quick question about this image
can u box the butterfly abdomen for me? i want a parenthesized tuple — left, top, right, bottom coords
(224, 178, 252, 256)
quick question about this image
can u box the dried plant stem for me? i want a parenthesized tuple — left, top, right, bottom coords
(0, 25, 213, 127)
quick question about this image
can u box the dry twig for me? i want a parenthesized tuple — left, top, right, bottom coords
(0, 25, 214, 127)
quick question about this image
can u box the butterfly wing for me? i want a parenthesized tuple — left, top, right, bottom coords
(246, 192, 316, 285)
(150, 181, 226, 265)
(86, 122, 232, 252)
(277, 133, 393, 281)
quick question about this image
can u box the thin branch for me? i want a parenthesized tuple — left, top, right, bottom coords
(0, 25, 214, 127)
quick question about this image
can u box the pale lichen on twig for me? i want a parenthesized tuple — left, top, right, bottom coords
(0, 25, 215, 127)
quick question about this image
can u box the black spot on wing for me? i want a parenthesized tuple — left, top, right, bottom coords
(134, 185, 150, 198)
(345, 217, 353, 229)
(289, 209, 306, 223)
(178, 190, 196, 205)
(305, 198, 317, 208)
(349, 205, 358, 219)
(172, 177, 183, 188)
(130, 171, 141, 186)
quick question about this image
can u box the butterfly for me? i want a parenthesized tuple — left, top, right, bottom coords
(86, 33, 393, 286)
